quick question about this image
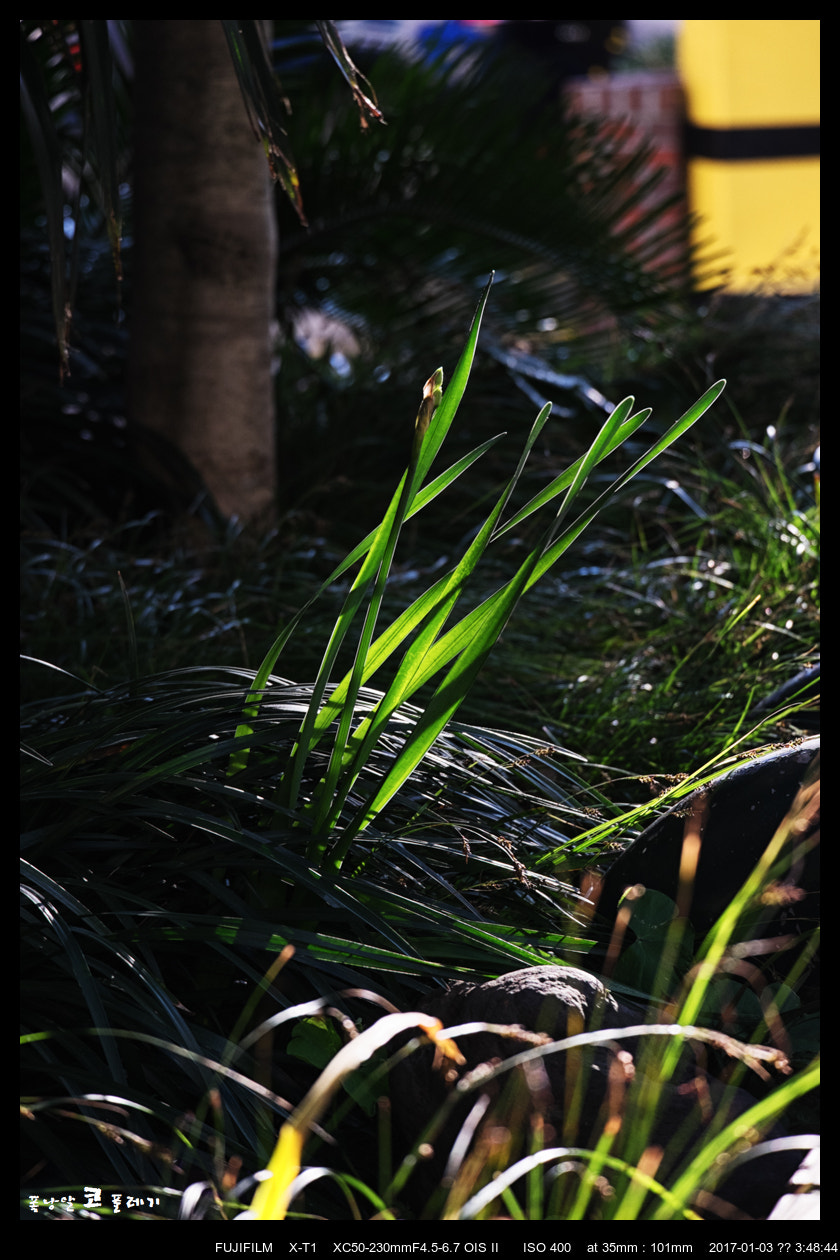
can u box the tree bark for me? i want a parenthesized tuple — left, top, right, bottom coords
(129, 20, 277, 522)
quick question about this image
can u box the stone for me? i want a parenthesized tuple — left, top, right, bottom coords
(594, 738, 819, 943)
(390, 965, 802, 1220)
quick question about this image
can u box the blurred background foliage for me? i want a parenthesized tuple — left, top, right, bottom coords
(20, 18, 819, 740)
(20, 19, 819, 764)
(22, 20, 701, 531)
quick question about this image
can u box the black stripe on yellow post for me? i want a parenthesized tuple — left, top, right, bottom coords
(678, 20, 820, 292)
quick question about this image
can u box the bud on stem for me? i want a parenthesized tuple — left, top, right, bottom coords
(414, 367, 444, 451)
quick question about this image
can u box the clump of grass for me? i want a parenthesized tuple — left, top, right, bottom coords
(21, 281, 817, 1222)
(462, 408, 819, 778)
(236, 766, 818, 1223)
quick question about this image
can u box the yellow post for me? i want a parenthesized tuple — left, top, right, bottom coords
(678, 20, 820, 292)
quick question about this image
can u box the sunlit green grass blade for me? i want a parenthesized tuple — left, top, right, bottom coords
(342, 383, 726, 835)
(496, 405, 650, 537)
(270, 480, 414, 817)
(230, 279, 494, 783)
(498, 380, 725, 541)
(386, 383, 726, 709)
(455, 1146, 697, 1221)
(274, 278, 492, 816)
(307, 369, 447, 837)
(292, 397, 647, 723)
(275, 377, 434, 820)
(232, 356, 722, 845)
(524, 379, 727, 586)
(409, 275, 494, 486)
(346, 398, 641, 827)
(226, 434, 502, 762)
(662, 767, 819, 1078)
(533, 733, 805, 866)
(545, 395, 638, 537)
(650, 1058, 820, 1221)
(313, 404, 553, 848)
(226, 383, 721, 792)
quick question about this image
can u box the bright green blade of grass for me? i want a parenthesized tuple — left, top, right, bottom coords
(333, 398, 630, 843)
(649, 1058, 819, 1221)
(307, 369, 448, 837)
(276, 368, 447, 820)
(661, 767, 818, 1078)
(310, 403, 554, 846)
(273, 275, 493, 816)
(341, 383, 726, 837)
(226, 435, 502, 765)
(229, 400, 656, 738)
(230, 278, 495, 783)
(319, 402, 650, 698)
(498, 379, 725, 543)
(496, 406, 650, 538)
(316, 394, 632, 796)
(373, 382, 726, 710)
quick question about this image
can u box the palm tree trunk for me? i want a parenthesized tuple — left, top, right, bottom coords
(129, 19, 277, 522)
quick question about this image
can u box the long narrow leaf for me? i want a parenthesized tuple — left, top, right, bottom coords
(220, 20, 307, 224)
(309, 371, 445, 837)
(314, 21, 384, 129)
(227, 433, 503, 774)
(280, 369, 446, 820)
(232, 277, 494, 795)
(650, 1059, 820, 1221)
(376, 380, 727, 705)
(498, 403, 651, 538)
(343, 382, 725, 831)
(327, 405, 554, 854)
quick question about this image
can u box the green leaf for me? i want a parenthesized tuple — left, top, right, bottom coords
(288, 1016, 344, 1070)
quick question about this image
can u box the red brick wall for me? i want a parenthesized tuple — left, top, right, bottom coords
(563, 70, 686, 269)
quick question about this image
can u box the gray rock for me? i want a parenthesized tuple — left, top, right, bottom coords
(390, 965, 802, 1220)
(595, 738, 820, 942)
